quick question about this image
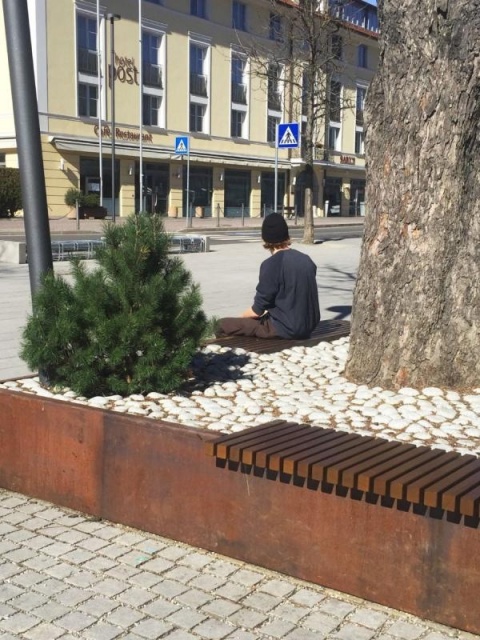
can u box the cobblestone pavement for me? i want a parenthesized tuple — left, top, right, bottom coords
(0, 489, 477, 640)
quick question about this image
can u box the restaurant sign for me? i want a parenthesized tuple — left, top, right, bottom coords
(94, 125, 153, 143)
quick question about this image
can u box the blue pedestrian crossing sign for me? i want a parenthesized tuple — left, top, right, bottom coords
(277, 122, 299, 148)
(175, 136, 189, 155)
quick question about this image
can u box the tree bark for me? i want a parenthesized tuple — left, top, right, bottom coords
(345, 0, 480, 389)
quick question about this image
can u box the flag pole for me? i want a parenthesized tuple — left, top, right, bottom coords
(138, 0, 143, 213)
(96, 0, 103, 206)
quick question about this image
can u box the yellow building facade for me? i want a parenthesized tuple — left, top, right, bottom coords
(0, 0, 378, 219)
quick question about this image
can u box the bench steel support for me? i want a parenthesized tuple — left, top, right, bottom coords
(0, 389, 478, 635)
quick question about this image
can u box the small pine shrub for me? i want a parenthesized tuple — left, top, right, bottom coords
(21, 214, 211, 397)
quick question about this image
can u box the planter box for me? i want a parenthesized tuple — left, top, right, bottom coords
(0, 388, 479, 635)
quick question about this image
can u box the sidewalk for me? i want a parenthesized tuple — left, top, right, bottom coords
(0, 487, 476, 640)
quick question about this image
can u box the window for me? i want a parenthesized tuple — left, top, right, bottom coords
(331, 34, 342, 60)
(78, 82, 98, 118)
(355, 130, 364, 155)
(143, 32, 162, 88)
(190, 0, 206, 18)
(232, 1, 246, 31)
(329, 79, 341, 122)
(77, 15, 97, 75)
(231, 54, 247, 104)
(231, 109, 246, 138)
(356, 86, 366, 126)
(267, 115, 280, 143)
(190, 44, 207, 96)
(267, 63, 282, 111)
(301, 71, 309, 116)
(143, 94, 161, 126)
(190, 103, 206, 133)
(357, 44, 368, 68)
(0, 153, 6, 167)
(269, 13, 282, 41)
(328, 125, 340, 150)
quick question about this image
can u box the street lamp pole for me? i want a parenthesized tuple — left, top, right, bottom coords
(107, 13, 120, 223)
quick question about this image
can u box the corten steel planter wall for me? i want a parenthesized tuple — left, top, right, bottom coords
(0, 388, 479, 634)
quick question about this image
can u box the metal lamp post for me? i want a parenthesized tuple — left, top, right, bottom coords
(107, 13, 120, 222)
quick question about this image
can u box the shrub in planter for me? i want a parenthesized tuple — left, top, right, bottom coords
(64, 187, 83, 208)
(21, 214, 211, 396)
(0, 167, 22, 217)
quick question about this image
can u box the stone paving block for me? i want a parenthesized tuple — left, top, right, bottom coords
(115, 549, 152, 567)
(54, 586, 93, 606)
(31, 601, 70, 623)
(331, 622, 378, 640)
(91, 578, 128, 597)
(9, 592, 49, 612)
(83, 556, 118, 572)
(230, 568, 264, 587)
(98, 543, 130, 560)
(166, 606, 207, 629)
(34, 507, 67, 521)
(82, 621, 123, 640)
(22, 517, 52, 531)
(348, 607, 390, 630)
(106, 605, 146, 628)
(0, 604, 17, 619)
(149, 578, 188, 599)
(165, 630, 198, 640)
(0, 527, 17, 539)
(73, 521, 108, 535)
(300, 611, 340, 635)
(42, 541, 76, 558)
(56, 549, 95, 565)
(23, 622, 65, 640)
(259, 617, 296, 638)
(11, 569, 45, 586)
(422, 633, 458, 640)
(258, 579, 296, 599)
(175, 588, 212, 609)
(55, 530, 89, 545)
(78, 595, 119, 617)
(23, 555, 58, 573)
(4, 547, 38, 563)
(133, 540, 167, 555)
(65, 569, 100, 588)
(44, 561, 75, 580)
(87, 524, 124, 540)
(214, 582, 251, 603)
(5, 530, 35, 543)
(158, 545, 191, 562)
(33, 577, 68, 596)
(0, 612, 39, 634)
(56, 610, 96, 632)
(386, 620, 428, 639)
(241, 591, 283, 613)
(227, 607, 268, 630)
(284, 628, 323, 640)
(205, 559, 239, 579)
(224, 632, 258, 640)
(0, 583, 23, 602)
(289, 588, 325, 608)
(141, 598, 180, 619)
(113, 532, 147, 547)
(192, 617, 234, 639)
(128, 570, 162, 589)
(116, 586, 156, 608)
(2, 512, 30, 525)
(129, 618, 173, 639)
(140, 557, 175, 574)
(178, 551, 214, 571)
(271, 601, 310, 624)
(163, 565, 200, 584)
(105, 564, 140, 581)
(319, 597, 357, 619)
(201, 597, 242, 619)
(189, 573, 228, 592)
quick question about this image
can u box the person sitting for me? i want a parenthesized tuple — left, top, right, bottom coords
(216, 213, 320, 339)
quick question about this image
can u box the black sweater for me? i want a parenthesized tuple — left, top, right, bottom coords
(252, 248, 320, 339)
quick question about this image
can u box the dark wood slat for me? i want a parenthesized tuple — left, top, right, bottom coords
(204, 420, 284, 457)
(372, 448, 443, 496)
(388, 451, 460, 501)
(227, 421, 298, 463)
(269, 428, 339, 473)
(441, 466, 480, 513)
(405, 454, 473, 504)
(282, 429, 347, 477)
(251, 425, 323, 469)
(241, 424, 313, 466)
(327, 440, 402, 487)
(296, 434, 372, 479)
(310, 437, 377, 482)
(421, 456, 479, 509)
(341, 441, 407, 489)
(459, 482, 480, 518)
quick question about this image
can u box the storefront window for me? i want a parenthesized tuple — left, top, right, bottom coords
(349, 179, 366, 216)
(224, 170, 251, 217)
(324, 177, 342, 216)
(182, 166, 213, 217)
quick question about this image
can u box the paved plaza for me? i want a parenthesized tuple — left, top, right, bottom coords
(0, 215, 478, 639)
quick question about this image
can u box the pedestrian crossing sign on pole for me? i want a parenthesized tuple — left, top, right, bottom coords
(175, 136, 189, 155)
(277, 123, 300, 148)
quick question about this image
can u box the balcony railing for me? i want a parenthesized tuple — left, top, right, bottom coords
(77, 47, 97, 75)
(268, 90, 282, 111)
(143, 62, 163, 89)
(231, 82, 247, 104)
(190, 73, 208, 97)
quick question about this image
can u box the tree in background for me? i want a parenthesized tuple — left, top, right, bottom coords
(237, 0, 353, 243)
(346, 0, 480, 389)
(21, 214, 211, 396)
(0, 167, 22, 217)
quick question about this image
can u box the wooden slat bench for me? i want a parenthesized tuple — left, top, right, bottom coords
(205, 318, 350, 354)
(205, 420, 480, 520)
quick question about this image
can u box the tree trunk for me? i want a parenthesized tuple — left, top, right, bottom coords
(346, 0, 480, 390)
